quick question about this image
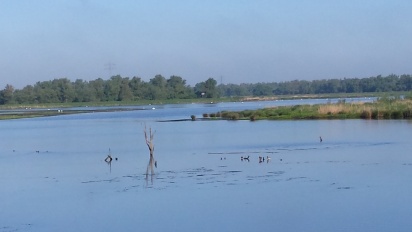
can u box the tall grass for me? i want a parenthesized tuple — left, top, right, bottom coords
(217, 99, 412, 120)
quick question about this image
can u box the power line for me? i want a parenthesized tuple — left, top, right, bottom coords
(104, 62, 116, 77)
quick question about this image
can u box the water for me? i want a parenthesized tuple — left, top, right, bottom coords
(1, 99, 411, 232)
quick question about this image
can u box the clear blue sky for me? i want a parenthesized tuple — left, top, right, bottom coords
(1, 0, 412, 89)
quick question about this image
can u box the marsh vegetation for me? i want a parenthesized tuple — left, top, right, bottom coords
(208, 98, 412, 120)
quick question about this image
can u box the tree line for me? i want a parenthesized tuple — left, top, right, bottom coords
(1, 74, 412, 105)
(219, 74, 412, 97)
(0, 75, 218, 104)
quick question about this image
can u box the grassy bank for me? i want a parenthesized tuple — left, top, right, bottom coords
(206, 99, 412, 120)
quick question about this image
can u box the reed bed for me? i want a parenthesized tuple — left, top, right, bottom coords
(215, 99, 412, 120)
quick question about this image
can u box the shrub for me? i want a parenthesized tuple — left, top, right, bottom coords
(371, 110, 381, 119)
(383, 111, 391, 119)
(230, 113, 240, 120)
(403, 110, 412, 119)
(222, 112, 240, 120)
(242, 110, 254, 118)
(202, 113, 209, 118)
(191, 115, 196, 121)
(250, 115, 257, 121)
(360, 110, 371, 119)
(391, 111, 403, 119)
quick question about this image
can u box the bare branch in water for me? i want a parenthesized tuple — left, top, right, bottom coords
(144, 125, 155, 158)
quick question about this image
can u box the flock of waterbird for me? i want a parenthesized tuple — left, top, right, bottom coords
(102, 136, 323, 165)
(226, 135, 323, 163)
(238, 155, 272, 163)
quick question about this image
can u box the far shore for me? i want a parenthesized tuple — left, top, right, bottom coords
(0, 92, 408, 120)
(0, 92, 401, 110)
(0, 108, 143, 120)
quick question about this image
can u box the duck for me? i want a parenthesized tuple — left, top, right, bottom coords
(105, 155, 113, 163)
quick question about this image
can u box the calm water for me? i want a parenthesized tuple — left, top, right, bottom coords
(1, 99, 411, 232)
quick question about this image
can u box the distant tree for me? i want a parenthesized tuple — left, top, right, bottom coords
(52, 78, 75, 102)
(33, 81, 59, 103)
(205, 78, 218, 98)
(73, 79, 94, 102)
(89, 78, 105, 101)
(398, 74, 412, 91)
(14, 85, 35, 104)
(219, 83, 249, 97)
(0, 84, 15, 104)
(104, 75, 122, 101)
(252, 83, 272, 96)
(129, 76, 144, 100)
(149, 75, 167, 99)
(360, 77, 377, 92)
(166, 75, 193, 99)
(7, 73, 412, 104)
(195, 78, 218, 98)
(343, 78, 361, 93)
(118, 77, 133, 101)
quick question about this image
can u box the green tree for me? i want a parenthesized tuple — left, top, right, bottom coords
(398, 75, 412, 91)
(89, 78, 105, 101)
(252, 83, 272, 96)
(149, 75, 167, 99)
(73, 79, 94, 102)
(118, 77, 133, 101)
(129, 76, 144, 100)
(52, 78, 75, 102)
(166, 75, 192, 99)
(0, 84, 15, 104)
(33, 81, 59, 103)
(104, 75, 122, 101)
(195, 78, 218, 98)
(14, 85, 35, 104)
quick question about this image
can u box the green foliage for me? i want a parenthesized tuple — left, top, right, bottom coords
(194, 78, 218, 98)
(3, 73, 412, 105)
(218, 74, 412, 97)
(221, 111, 240, 120)
(216, 99, 412, 120)
(1, 75, 200, 105)
(0, 84, 14, 104)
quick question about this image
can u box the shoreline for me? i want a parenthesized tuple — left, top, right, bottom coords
(0, 108, 143, 120)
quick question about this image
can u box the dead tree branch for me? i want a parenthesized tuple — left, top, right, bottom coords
(144, 125, 155, 158)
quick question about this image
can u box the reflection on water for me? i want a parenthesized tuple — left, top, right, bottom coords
(1, 100, 412, 232)
(145, 156, 156, 186)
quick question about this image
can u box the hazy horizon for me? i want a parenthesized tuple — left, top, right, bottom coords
(2, 1, 412, 89)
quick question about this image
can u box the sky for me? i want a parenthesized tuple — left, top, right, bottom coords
(1, 0, 412, 89)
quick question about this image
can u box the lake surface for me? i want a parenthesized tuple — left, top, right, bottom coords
(1, 99, 411, 232)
